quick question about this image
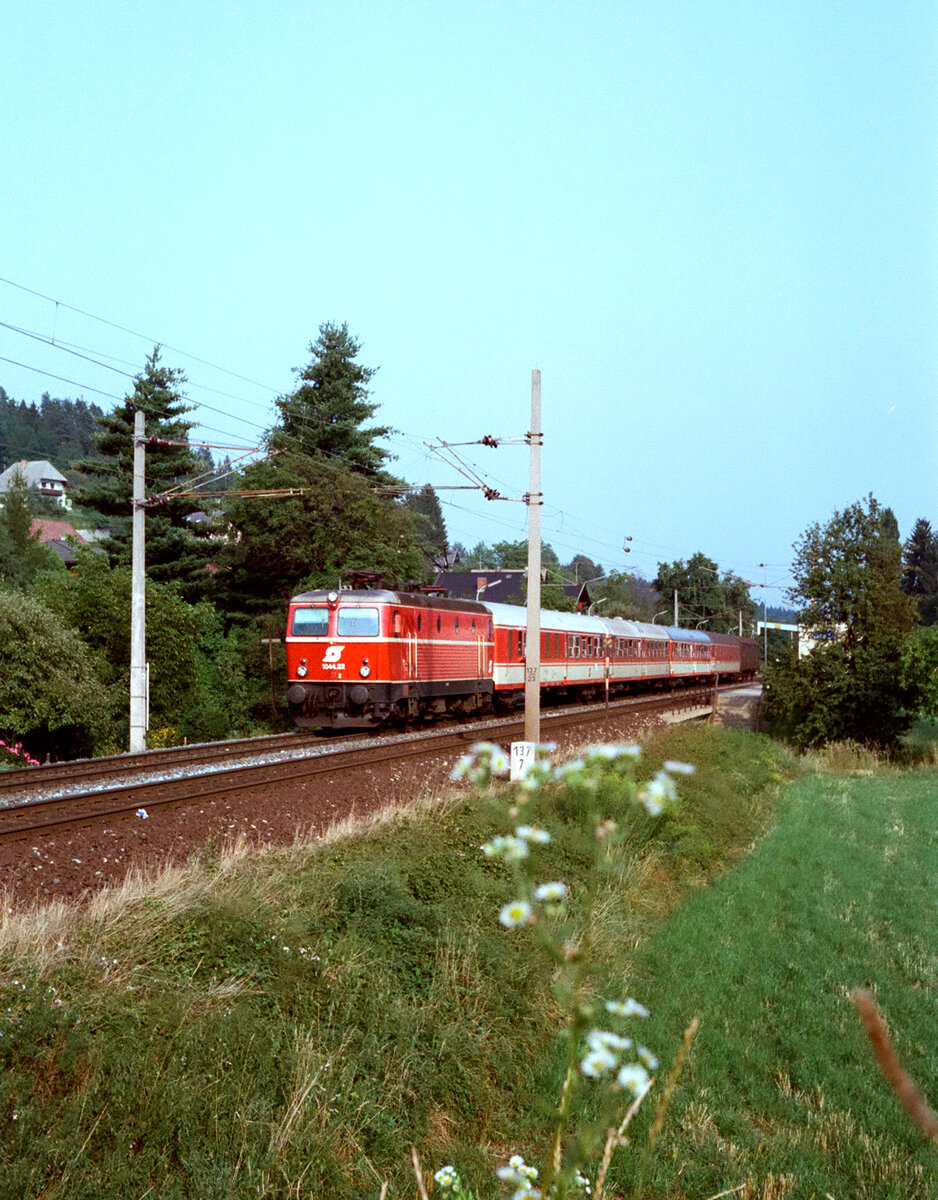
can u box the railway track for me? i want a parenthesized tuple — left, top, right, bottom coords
(0, 684, 730, 847)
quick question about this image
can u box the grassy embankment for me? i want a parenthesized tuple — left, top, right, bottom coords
(618, 738, 938, 1200)
(0, 723, 935, 1198)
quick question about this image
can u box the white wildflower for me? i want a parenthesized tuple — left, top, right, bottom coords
(637, 770, 676, 816)
(605, 998, 650, 1019)
(616, 1061, 651, 1095)
(533, 881, 567, 902)
(482, 834, 529, 862)
(515, 825, 551, 845)
(587, 1029, 633, 1054)
(637, 1044, 659, 1070)
(490, 750, 510, 776)
(664, 759, 695, 775)
(434, 1165, 459, 1189)
(580, 1046, 618, 1078)
(499, 900, 535, 928)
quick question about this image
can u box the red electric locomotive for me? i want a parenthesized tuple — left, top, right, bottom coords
(286, 588, 494, 728)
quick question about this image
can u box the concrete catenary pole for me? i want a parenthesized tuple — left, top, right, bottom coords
(129, 410, 147, 752)
(524, 369, 542, 744)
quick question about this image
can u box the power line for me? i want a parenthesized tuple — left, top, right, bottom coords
(0, 275, 280, 394)
(0, 354, 123, 401)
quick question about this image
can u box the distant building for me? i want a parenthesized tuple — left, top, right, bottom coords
(0, 460, 71, 509)
(29, 518, 90, 567)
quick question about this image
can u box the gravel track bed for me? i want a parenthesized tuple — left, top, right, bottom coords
(0, 688, 759, 910)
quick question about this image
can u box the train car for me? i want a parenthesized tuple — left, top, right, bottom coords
(286, 588, 494, 728)
(286, 587, 759, 728)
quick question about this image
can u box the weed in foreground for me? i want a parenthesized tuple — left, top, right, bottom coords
(425, 741, 699, 1200)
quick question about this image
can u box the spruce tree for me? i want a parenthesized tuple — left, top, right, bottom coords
(901, 517, 938, 625)
(401, 484, 448, 569)
(272, 322, 393, 477)
(73, 347, 210, 598)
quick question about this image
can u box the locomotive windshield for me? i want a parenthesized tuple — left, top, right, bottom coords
(336, 607, 380, 637)
(291, 607, 329, 637)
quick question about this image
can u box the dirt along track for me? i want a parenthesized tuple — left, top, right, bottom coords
(0, 685, 752, 909)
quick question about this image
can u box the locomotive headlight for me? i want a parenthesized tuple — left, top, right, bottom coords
(359, 659, 371, 678)
(297, 659, 308, 678)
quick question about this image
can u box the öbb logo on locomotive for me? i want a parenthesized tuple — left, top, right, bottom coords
(322, 645, 345, 670)
(285, 585, 760, 730)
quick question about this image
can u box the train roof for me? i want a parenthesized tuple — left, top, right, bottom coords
(289, 589, 490, 615)
(662, 625, 712, 643)
(480, 601, 609, 632)
(481, 603, 698, 642)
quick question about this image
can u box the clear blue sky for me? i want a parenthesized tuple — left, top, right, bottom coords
(3, 1, 936, 606)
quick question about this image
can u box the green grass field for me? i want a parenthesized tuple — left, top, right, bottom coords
(616, 766, 938, 1199)
(0, 724, 935, 1198)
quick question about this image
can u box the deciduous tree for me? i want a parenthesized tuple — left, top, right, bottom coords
(0, 588, 114, 759)
(763, 495, 919, 749)
(0, 467, 64, 589)
(653, 552, 756, 632)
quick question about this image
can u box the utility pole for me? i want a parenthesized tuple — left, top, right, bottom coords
(524, 369, 542, 745)
(129, 410, 147, 752)
(673, 588, 678, 626)
(759, 563, 767, 666)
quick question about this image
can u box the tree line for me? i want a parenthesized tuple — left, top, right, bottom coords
(0, 389, 103, 470)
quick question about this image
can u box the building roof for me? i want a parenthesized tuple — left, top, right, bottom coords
(433, 570, 595, 609)
(29, 519, 88, 565)
(434, 569, 527, 605)
(0, 460, 69, 491)
(30, 518, 86, 545)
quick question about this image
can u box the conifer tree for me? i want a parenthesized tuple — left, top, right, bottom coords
(272, 322, 393, 477)
(74, 347, 210, 598)
(401, 485, 448, 568)
(901, 517, 938, 625)
(222, 325, 423, 611)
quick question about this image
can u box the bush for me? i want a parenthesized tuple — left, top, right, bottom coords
(0, 588, 116, 758)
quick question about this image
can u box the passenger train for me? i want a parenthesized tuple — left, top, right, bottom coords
(285, 587, 759, 729)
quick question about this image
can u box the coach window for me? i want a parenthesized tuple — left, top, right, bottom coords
(417, 614, 422, 631)
(517, 631, 524, 658)
(336, 607, 379, 637)
(455, 617, 459, 632)
(291, 607, 329, 637)
(437, 616, 441, 632)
